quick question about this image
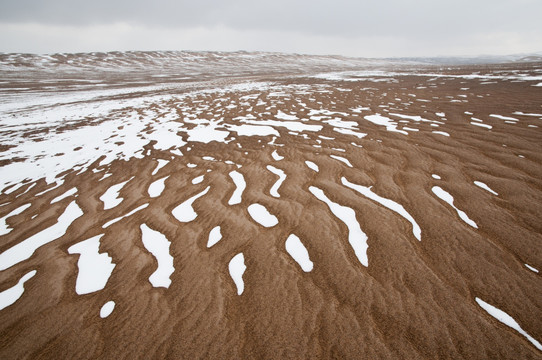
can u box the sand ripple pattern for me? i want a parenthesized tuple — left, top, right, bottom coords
(0, 53, 541, 359)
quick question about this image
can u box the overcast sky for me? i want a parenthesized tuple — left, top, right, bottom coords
(0, 0, 541, 57)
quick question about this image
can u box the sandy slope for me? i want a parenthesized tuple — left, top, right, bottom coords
(0, 52, 541, 359)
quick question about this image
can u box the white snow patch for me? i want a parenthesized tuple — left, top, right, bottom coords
(140, 224, 174, 288)
(51, 187, 77, 204)
(100, 301, 115, 318)
(191, 175, 204, 185)
(229, 253, 246, 295)
(513, 111, 542, 117)
(309, 186, 368, 267)
(0, 203, 31, 236)
(266, 165, 286, 198)
(67, 234, 116, 295)
(102, 203, 148, 228)
(148, 176, 169, 198)
(490, 114, 518, 121)
(432, 131, 450, 137)
(432, 174, 441, 180)
(207, 226, 222, 248)
(432, 186, 478, 228)
(0, 270, 36, 311)
(342, 177, 421, 241)
(172, 186, 210, 223)
(100, 179, 131, 210)
(0, 201, 83, 270)
(276, 110, 298, 121)
(471, 122, 492, 129)
(305, 161, 319, 172)
(151, 159, 169, 175)
(474, 181, 498, 196)
(226, 124, 280, 137)
(285, 234, 313, 272)
(475, 297, 542, 351)
(330, 155, 353, 168)
(185, 123, 229, 143)
(333, 128, 368, 138)
(525, 264, 539, 273)
(228, 171, 246, 205)
(271, 150, 284, 161)
(248, 203, 278, 227)
(364, 114, 408, 135)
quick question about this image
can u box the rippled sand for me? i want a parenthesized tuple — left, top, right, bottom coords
(0, 52, 541, 359)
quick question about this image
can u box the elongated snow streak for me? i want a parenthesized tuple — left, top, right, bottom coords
(151, 159, 169, 175)
(140, 224, 174, 288)
(490, 114, 519, 121)
(471, 122, 492, 129)
(0, 201, 83, 271)
(67, 234, 116, 295)
(266, 165, 286, 198)
(341, 177, 421, 241)
(172, 186, 210, 222)
(100, 301, 115, 318)
(51, 187, 77, 204)
(229, 253, 246, 295)
(148, 176, 169, 198)
(207, 226, 222, 248)
(0, 270, 36, 311)
(475, 298, 542, 351)
(525, 264, 539, 273)
(309, 186, 368, 267)
(474, 181, 498, 196)
(305, 161, 319, 172)
(330, 155, 353, 168)
(285, 234, 313, 272)
(0, 203, 31, 236)
(228, 171, 246, 205)
(100, 179, 131, 210)
(432, 131, 450, 137)
(102, 203, 149, 228)
(432, 186, 478, 228)
(271, 150, 284, 161)
(247, 203, 278, 227)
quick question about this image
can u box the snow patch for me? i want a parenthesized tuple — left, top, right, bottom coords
(342, 177, 421, 241)
(285, 234, 313, 272)
(228, 171, 246, 205)
(475, 297, 542, 351)
(67, 234, 116, 295)
(172, 186, 210, 223)
(140, 224, 174, 288)
(309, 186, 368, 267)
(248, 203, 278, 227)
(0, 270, 36, 311)
(0, 201, 83, 270)
(207, 226, 222, 248)
(432, 186, 477, 228)
(229, 253, 246, 295)
(266, 165, 286, 198)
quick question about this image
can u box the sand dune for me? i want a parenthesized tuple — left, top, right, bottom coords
(0, 51, 541, 359)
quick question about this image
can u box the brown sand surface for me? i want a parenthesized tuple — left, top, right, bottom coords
(0, 53, 541, 359)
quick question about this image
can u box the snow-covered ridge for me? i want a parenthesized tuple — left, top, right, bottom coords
(0, 50, 402, 76)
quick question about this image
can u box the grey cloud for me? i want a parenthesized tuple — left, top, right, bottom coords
(1, 0, 541, 38)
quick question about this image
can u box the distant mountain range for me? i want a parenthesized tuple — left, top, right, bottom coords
(388, 52, 542, 65)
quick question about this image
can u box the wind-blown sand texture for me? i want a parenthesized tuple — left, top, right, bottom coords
(0, 51, 541, 359)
